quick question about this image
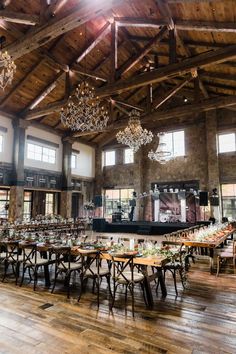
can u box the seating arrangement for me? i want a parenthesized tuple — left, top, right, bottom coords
(157, 241, 186, 296)
(216, 240, 236, 276)
(51, 246, 82, 298)
(20, 242, 53, 290)
(109, 253, 147, 317)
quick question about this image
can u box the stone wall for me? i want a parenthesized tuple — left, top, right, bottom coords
(95, 109, 236, 221)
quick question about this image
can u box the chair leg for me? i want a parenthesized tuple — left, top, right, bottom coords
(2, 260, 9, 282)
(65, 273, 71, 299)
(216, 256, 220, 277)
(172, 270, 178, 296)
(33, 267, 38, 291)
(129, 283, 135, 317)
(20, 266, 26, 287)
(179, 268, 186, 289)
(51, 271, 59, 294)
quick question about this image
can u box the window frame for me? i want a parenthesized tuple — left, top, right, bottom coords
(163, 130, 185, 158)
(26, 141, 56, 165)
(104, 150, 116, 167)
(218, 132, 236, 154)
(0, 134, 4, 153)
(124, 148, 134, 164)
(71, 153, 77, 169)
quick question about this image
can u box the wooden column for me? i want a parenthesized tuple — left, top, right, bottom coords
(169, 28, 177, 64)
(205, 110, 221, 219)
(9, 119, 28, 222)
(110, 21, 118, 82)
(60, 138, 73, 219)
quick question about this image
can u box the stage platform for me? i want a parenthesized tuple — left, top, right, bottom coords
(92, 219, 207, 235)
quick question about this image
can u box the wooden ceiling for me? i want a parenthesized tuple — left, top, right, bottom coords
(1, 0, 236, 146)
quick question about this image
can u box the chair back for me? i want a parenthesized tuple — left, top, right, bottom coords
(110, 253, 135, 284)
(52, 246, 71, 271)
(3, 240, 20, 263)
(20, 242, 38, 267)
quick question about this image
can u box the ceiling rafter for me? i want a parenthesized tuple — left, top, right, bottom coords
(0, 10, 39, 25)
(117, 25, 168, 77)
(97, 44, 236, 97)
(1, 0, 124, 64)
(73, 94, 236, 137)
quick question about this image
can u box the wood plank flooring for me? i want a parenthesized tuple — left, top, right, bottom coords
(0, 259, 236, 354)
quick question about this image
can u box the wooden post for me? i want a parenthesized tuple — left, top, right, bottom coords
(8, 119, 29, 222)
(60, 137, 73, 219)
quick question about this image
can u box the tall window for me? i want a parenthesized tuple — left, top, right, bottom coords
(23, 192, 32, 220)
(27, 142, 56, 164)
(104, 188, 134, 220)
(0, 189, 9, 219)
(218, 133, 236, 153)
(0, 135, 3, 153)
(124, 148, 134, 164)
(71, 153, 77, 169)
(221, 184, 236, 220)
(163, 130, 185, 157)
(104, 150, 115, 166)
(45, 193, 54, 215)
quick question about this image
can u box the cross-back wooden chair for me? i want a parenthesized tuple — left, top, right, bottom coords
(216, 240, 236, 276)
(20, 242, 53, 290)
(109, 253, 147, 317)
(51, 246, 82, 298)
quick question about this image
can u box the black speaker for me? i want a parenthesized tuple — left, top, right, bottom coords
(92, 218, 106, 232)
(93, 195, 102, 207)
(199, 191, 208, 206)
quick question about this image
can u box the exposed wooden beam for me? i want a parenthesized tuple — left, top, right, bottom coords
(25, 99, 67, 120)
(115, 17, 167, 28)
(117, 26, 168, 77)
(73, 94, 236, 137)
(76, 22, 111, 64)
(175, 20, 236, 33)
(153, 76, 192, 109)
(200, 71, 236, 83)
(0, 10, 39, 25)
(97, 44, 236, 97)
(22, 71, 65, 114)
(111, 100, 129, 115)
(71, 67, 107, 82)
(169, 27, 177, 64)
(114, 17, 236, 34)
(155, 0, 174, 30)
(45, 0, 68, 17)
(0, 0, 11, 9)
(110, 21, 118, 82)
(112, 99, 144, 111)
(2, 0, 124, 63)
(0, 59, 46, 107)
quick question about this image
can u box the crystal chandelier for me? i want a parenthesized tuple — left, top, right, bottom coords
(148, 132, 172, 164)
(60, 81, 109, 132)
(116, 109, 153, 152)
(0, 50, 16, 90)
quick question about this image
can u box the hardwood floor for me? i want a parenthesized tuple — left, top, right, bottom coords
(0, 259, 236, 354)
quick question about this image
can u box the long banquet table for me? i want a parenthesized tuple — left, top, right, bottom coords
(177, 226, 235, 273)
(0, 239, 169, 307)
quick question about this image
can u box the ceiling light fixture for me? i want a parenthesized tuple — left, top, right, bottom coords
(148, 132, 172, 164)
(60, 81, 109, 132)
(0, 36, 16, 90)
(116, 109, 153, 152)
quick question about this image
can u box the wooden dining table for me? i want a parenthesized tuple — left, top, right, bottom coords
(178, 227, 235, 273)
